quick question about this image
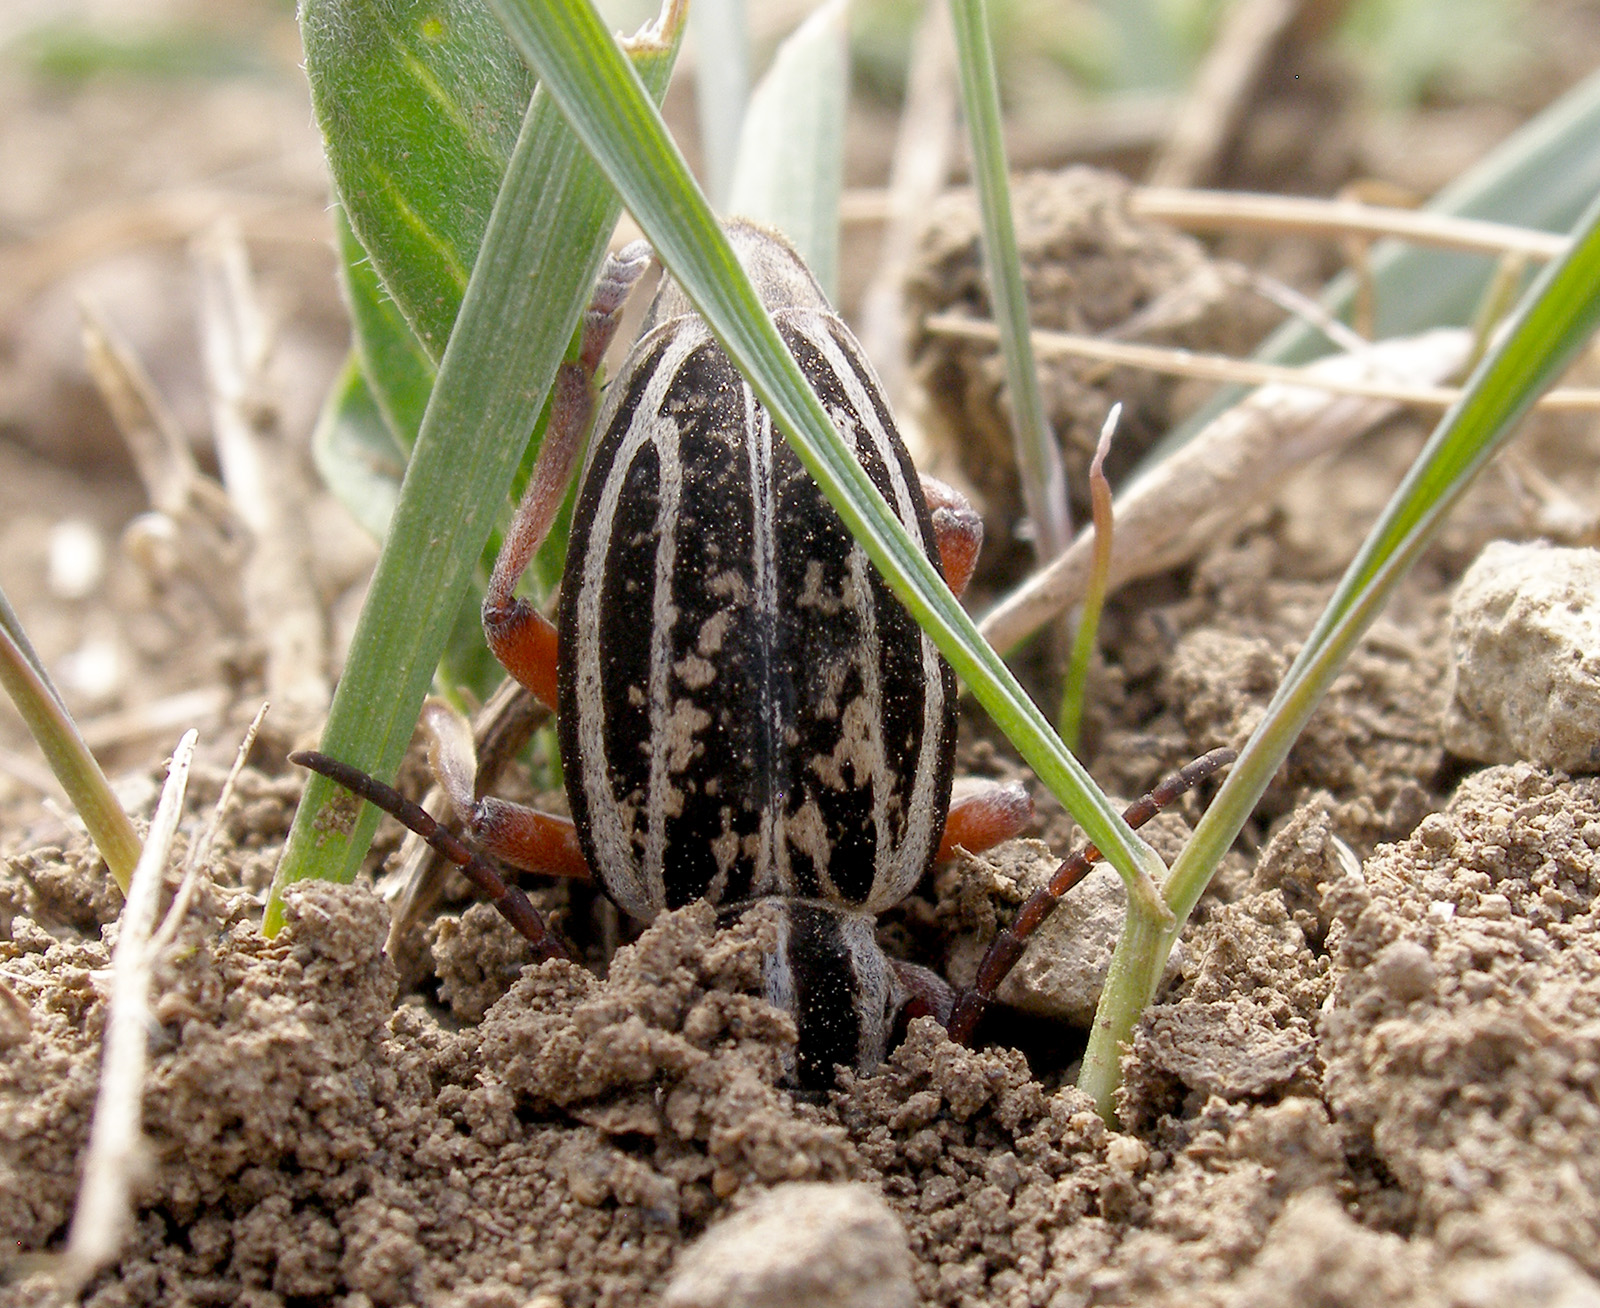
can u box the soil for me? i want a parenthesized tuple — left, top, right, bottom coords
(5, 4, 1600, 1306)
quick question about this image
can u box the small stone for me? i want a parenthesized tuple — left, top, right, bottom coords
(663, 1183, 914, 1308)
(1444, 541, 1600, 773)
(1370, 940, 1435, 1004)
(994, 849, 1183, 1025)
(1105, 1135, 1149, 1176)
(1444, 1246, 1600, 1308)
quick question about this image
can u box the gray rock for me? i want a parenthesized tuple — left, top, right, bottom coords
(1444, 541, 1600, 773)
(663, 1183, 914, 1308)
(991, 841, 1184, 1025)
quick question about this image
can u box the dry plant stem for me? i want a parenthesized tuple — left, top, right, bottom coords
(979, 328, 1474, 652)
(1145, 0, 1303, 188)
(926, 314, 1600, 410)
(80, 687, 231, 753)
(59, 730, 197, 1294)
(857, 0, 958, 410)
(1132, 187, 1571, 261)
(151, 705, 267, 959)
(0, 190, 325, 318)
(82, 300, 244, 629)
(0, 744, 59, 796)
(1234, 268, 1371, 355)
(80, 303, 220, 520)
(194, 220, 329, 731)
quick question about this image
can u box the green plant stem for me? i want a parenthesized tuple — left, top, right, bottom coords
(946, 0, 1071, 559)
(0, 587, 140, 891)
(1079, 184, 1600, 1122)
(269, 13, 682, 926)
(494, 0, 1172, 910)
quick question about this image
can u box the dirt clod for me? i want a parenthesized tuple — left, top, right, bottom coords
(662, 1182, 915, 1308)
(1444, 540, 1600, 772)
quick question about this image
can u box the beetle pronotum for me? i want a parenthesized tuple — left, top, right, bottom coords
(296, 222, 1232, 1088)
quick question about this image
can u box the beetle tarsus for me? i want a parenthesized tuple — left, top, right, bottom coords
(289, 751, 574, 963)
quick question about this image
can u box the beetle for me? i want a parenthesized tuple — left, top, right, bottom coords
(295, 222, 1231, 1088)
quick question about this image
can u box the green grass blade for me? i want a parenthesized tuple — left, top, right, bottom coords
(727, 0, 847, 298)
(301, 0, 537, 359)
(946, 0, 1071, 559)
(492, 0, 1170, 901)
(269, 16, 684, 926)
(310, 355, 407, 540)
(0, 585, 140, 891)
(1079, 184, 1600, 1117)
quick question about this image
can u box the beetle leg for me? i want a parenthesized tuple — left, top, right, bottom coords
(920, 474, 983, 598)
(290, 750, 576, 962)
(937, 779, 1034, 862)
(460, 798, 590, 881)
(892, 959, 955, 1027)
(417, 698, 592, 882)
(482, 242, 654, 710)
(944, 747, 1237, 1045)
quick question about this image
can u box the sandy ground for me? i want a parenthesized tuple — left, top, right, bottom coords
(4, 3, 1600, 1304)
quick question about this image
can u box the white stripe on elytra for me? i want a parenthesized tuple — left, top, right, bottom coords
(798, 311, 947, 911)
(642, 359, 687, 905)
(574, 321, 707, 920)
(745, 385, 785, 898)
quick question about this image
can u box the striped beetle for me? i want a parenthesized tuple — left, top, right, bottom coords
(296, 222, 1231, 1088)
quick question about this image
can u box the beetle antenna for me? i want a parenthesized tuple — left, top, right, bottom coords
(289, 751, 574, 962)
(945, 746, 1236, 1044)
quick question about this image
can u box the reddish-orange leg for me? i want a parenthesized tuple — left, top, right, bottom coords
(480, 241, 653, 711)
(292, 249, 1223, 1051)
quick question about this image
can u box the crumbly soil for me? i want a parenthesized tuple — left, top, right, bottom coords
(6, 4, 1600, 1305)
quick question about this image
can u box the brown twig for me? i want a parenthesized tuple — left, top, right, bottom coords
(1131, 187, 1571, 260)
(924, 313, 1600, 410)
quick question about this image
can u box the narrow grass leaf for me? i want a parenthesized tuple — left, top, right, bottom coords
(337, 205, 436, 457)
(310, 355, 406, 540)
(269, 15, 683, 921)
(1080, 185, 1600, 1117)
(0, 585, 140, 891)
(1058, 404, 1118, 748)
(946, 0, 1072, 560)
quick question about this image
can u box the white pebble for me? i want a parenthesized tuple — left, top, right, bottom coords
(1444, 541, 1600, 773)
(664, 1183, 914, 1308)
(47, 519, 105, 600)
